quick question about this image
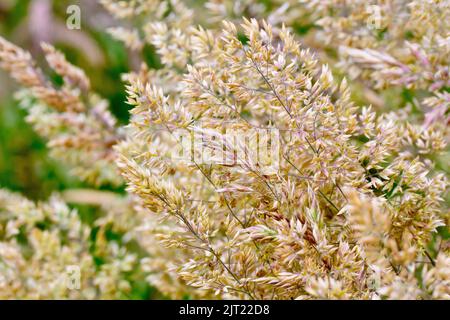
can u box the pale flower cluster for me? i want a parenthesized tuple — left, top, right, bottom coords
(0, 190, 138, 299)
(0, 0, 448, 300)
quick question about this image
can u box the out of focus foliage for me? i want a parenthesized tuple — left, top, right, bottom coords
(0, 0, 135, 199)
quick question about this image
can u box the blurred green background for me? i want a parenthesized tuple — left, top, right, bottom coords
(0, 0, 448, 299)
(0, 0, 141, 200)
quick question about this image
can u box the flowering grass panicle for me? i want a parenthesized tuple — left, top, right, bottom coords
(118, 19, 449, 299)
(0, 0, 448, 300)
